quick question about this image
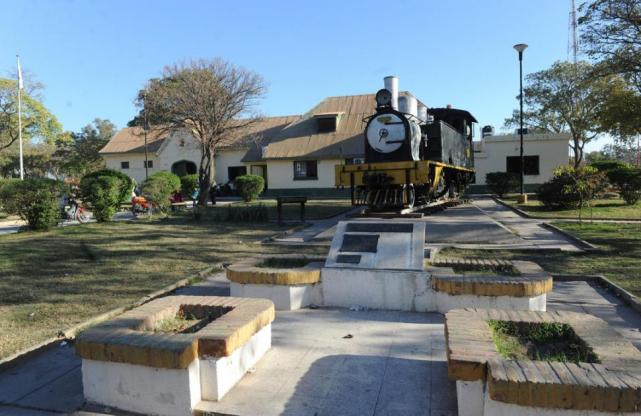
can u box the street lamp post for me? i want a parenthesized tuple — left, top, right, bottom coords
(513, 43, 528, 201)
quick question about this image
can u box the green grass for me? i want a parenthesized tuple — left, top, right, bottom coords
(451, 265, 520, 276)
(440, 221, 641, 296)
(210, 199, 353, 221)
(501, 197, 641, 220)
(0, 216, 325, 359)
(488, 320, 599, 363)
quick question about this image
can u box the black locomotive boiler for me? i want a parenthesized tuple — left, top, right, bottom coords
(335, 76, 476, 210)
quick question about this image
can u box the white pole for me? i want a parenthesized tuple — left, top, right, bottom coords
(17, 55, 24, 180)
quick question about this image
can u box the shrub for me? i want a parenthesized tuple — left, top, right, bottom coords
(537, 165, 606, 209)
(609, 167, 641, 205)
(81, 169, 134, 204)
(234, 174, 265, 202)
(80, 174, 124, 222)
(485, 172, 519, 197)
(141, 171, 181, 212)
(180, 174, 199, 200)
(0, 178, 64, 230)
(225, 203, 269, 222)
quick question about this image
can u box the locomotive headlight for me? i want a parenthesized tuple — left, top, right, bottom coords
(375, 89, 393, 107)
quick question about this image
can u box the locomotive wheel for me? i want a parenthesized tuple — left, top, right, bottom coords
(405, 184, 415, 208)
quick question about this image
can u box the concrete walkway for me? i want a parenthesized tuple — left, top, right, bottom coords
(272, 198, 583, 251)
(2, 275, 641, 416)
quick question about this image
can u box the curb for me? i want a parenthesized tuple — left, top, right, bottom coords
(553, 273, 641, 315)
(262, 223, 309, 244)
(539, 222, 600, 252)
(0, 265, 219, 372)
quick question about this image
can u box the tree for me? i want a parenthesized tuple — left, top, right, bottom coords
(133, 59, 265, 210)
(504, 61, 615, 167)
(0, 78, 66, 153)
(57, 118, 116, 178)
(579, 0, 641, 91)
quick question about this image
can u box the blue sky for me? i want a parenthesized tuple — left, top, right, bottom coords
(0, 0, 608, 151)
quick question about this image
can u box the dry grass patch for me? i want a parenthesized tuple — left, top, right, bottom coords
(0, 216, 323, 359)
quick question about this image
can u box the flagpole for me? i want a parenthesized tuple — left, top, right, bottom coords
(17, 55, 24, 180)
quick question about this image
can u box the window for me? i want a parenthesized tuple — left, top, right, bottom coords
(345, 158, 365, 165)
(317, 117, 337, 133)
(506, 156, 539, 176)
(293, 160, 318, 180)
(121, 161, 129, 169)
(144, 160, 153, 168)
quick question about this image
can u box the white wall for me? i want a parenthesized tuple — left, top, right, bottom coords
(265, 159, 341, 189)
(215, 150, 247, 184)
(473, 133, 570, 185)
(104, 154, 159, 185)
(156, 131, 201, 176)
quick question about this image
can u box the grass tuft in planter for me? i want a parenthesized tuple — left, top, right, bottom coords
(488, 320, 599, 364)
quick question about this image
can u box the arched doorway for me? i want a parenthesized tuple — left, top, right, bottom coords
(171, 160, 197, 177)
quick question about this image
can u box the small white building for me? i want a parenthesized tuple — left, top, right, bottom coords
(471, 131, 571, 192)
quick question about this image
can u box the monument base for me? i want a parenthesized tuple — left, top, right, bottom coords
(435, 292, 546, 314)
(230, 282, 321, 310)
(320, 267, 433, 312)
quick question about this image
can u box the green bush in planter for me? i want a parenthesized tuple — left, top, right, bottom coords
(180, 174, 199, 200)
(537, 165, 606, 209)
(485, 172, 519, 197)
(80, 174, 124, 222)
(141, 171, 181, 212)
(0, 178, 65, 230)
(235, 174, 265, 202)
(609, 167, 641, 205)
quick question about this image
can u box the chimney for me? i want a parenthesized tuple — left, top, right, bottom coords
(384, 76, 399, 110)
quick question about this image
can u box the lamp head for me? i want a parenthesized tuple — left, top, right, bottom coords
(513, 43, 528, 53)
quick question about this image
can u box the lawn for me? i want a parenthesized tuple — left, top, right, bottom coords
(209, 198, 354, 221)
(0, 217, 324, 359)
(500, 196, 641, 220)
(440, 221, 641, 297)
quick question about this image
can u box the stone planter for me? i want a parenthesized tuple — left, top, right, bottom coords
(445, 308, 641, 416)
(226, 255, 324, 310)
(76, 296, 274, 416)
(430, 258, 552, 313)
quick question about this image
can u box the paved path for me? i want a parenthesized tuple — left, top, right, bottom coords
(273, 198, 583, 251)
(2, 275, 641, 416)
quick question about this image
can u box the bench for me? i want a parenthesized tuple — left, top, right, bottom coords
(276, 196, 307, 224)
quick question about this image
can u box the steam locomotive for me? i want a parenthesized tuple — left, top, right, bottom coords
(335, 76, 476, 210)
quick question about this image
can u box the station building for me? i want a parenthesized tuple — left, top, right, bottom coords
(470, 130, 571, 193)
(100, 95, 571, 196)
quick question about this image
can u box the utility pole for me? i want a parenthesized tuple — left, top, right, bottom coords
(16, 55, 24, 180)
(143, 92, 149, 181)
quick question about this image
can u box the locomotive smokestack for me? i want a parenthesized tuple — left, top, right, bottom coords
(384, 76, 399, 110)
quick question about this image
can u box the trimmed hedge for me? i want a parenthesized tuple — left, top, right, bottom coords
(141, 171, 181, 212)
(81, 169, 134, 204)
(0, 178, 64, 230)
(235, 174, 265, 202)
(80, 174, 124, 222)
(485, 172, 519, 197)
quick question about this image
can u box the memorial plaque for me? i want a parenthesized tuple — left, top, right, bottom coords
(345, 223, 413, 233)
(340, 234, 379, 253)
(336, 254, 361, 264)
(325, 220, 426, 271)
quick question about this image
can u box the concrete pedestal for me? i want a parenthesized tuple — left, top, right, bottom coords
(230, 282, 320, 310)
(82, 324, 272, 416)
